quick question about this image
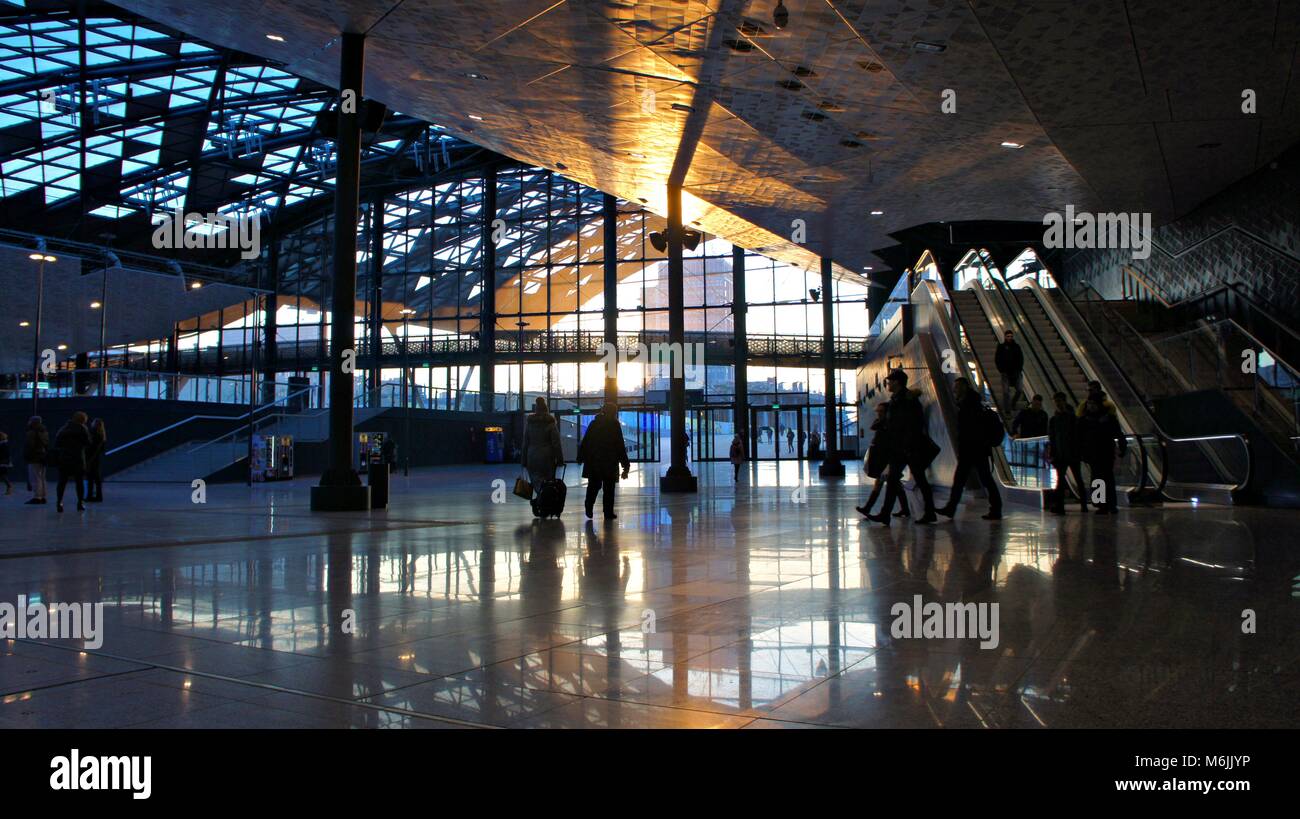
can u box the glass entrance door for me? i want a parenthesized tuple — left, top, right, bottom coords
(691, 406, 737, 462)
(749, 406, 806, 461)
(574, 406, 659, 464)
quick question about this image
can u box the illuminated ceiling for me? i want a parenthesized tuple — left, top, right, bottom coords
(110, 0, 1300, 278)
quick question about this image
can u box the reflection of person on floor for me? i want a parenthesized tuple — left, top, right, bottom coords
(578, 402, 630, 520)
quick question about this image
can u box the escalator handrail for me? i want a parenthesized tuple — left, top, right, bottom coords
(1045, 285, 1254, 494)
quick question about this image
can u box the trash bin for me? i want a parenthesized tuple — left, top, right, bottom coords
(367, 460, 389, 509)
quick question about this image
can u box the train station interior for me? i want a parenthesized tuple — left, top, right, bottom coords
(1, 0, 1298, 730)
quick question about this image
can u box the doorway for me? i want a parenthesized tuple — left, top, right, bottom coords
(749, 406, 807, 461)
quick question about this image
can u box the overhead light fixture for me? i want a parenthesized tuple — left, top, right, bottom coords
(870, 210, 884, 216)
(809, 287, 821, 303)
(266, 34, 285, 42)
(57, 344, 67, 351)
(773, 0, 789, 30)
(554, 162, 568, 170)
(400, 308, 416, 315)
(29, 253, 56, 262)
(1001, 141, 1024, 149)
(468, 114, 483, 121)
(670, 103, 694, 113)
(464, 72, 487, 80)
(864, 266, 873, 271)
(649, 231, 667, 253)
(190, 280, 203, 289)
(913, 41, 947, 53)
(90, 301, 102, 309)
(19, 321, 30, 327)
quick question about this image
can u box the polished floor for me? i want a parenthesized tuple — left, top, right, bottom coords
(1, 461, 1297, 729)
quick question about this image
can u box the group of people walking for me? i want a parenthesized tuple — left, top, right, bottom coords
(856, 368, 1128, 524)
(521, 397, 629, 520)
(6, 413, 107, 512)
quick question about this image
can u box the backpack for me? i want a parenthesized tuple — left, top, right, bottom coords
(983, 405, 1006, 448)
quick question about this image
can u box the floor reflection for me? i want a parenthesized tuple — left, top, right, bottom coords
(0, 463, 1295, 728)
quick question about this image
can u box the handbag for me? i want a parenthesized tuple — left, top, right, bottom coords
(513, 474, 532, 500)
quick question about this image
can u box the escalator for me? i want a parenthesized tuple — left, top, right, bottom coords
(1018, 280, 1251, 502)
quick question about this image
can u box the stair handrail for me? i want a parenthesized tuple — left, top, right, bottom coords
(105, 385, 316, 457)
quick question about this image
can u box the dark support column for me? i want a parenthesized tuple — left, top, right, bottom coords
(819, 256, 845, 477)
(262, 239, 279, 405)
(602, 193, 618, 403)
(732, 244, 748, 457)
(660, 182, 697, 492)
(368, 195, 385, 408)
(479, 165, 497, 410)
(311, 31, 371, 511)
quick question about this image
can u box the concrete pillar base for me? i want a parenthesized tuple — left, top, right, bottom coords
(311, 484, 371, 512)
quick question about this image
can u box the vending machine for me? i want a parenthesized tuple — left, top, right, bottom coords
(356, 431, 386, 471)
(251, 434, 294, 481)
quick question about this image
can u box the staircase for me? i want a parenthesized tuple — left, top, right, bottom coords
(111, 406, 386, 483)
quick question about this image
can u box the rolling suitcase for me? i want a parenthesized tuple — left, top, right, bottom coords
(531, 465, 567, 518)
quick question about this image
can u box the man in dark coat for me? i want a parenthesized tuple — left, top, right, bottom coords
(578, 402, 630, 519)
(1078, 394, 1126, 514)
(1012, 395, 1049, 438)
(1047, 392, 1085, 514)
(868, 369, 937, 525)
(994, 329, 1024, 413)
(53, 411, 91, 513)
(937, 377, 1003, 520)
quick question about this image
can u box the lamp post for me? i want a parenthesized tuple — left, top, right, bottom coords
(28, 243, 57, 416)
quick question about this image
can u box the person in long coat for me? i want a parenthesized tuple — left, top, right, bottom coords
(577, 402, 630, 520)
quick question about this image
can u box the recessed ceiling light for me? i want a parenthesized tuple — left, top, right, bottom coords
(90, 301, 102, 309)
(913, 41, 947, 53)
(468, 114, 484, 121)
(190, 281, 202, 289)
(870, 210, 884, 216)
(863, 266, 873, 270)
(464, 72, 487, 80)
(1001, 141, 1024, 149)
(19, 321, 29, 327)
(57, 344, 67, 351)
(266, 34, 285, 42)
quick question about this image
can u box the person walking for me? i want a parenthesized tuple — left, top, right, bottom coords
(936, 377, 1003, 520)
(85, 419, 106, 503)
(522, 397, 563, 499)
(856, 403, 910, 519)
(0, 431, 12, 495)
(868, 369, 937, 525)
(786, 427, 795, 454)
(994, 329, 1024, 414)
(578, 402, 630, 519)
(53, 411, 91, 513)
(808, 429, 821, 458)
(1047, 392, 1085, 514)
(1012, 394, 1048, 438)
(23, 415, 49, 505)
(1078, 393, 1126, 514)
(729, 434, 745, 482)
